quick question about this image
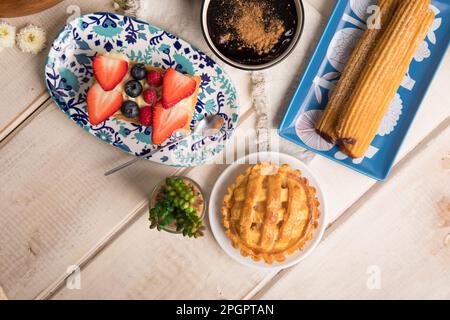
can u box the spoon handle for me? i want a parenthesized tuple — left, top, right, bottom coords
(104, 136, 187, 176)
(104, 157, 140, 176)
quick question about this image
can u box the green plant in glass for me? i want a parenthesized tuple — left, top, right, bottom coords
(149, 178, 205, 238)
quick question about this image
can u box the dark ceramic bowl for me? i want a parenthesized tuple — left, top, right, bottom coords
(201, 0, 305, 71)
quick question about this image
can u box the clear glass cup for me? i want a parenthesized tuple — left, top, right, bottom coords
(149, 176, 206, 234)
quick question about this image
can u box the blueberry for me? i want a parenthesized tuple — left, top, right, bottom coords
(124, 80, 143, 98)
(121, 101, 140, 118)
(131, 63, 147, 80)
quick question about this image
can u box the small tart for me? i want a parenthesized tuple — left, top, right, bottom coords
(221, 163, 320, 264)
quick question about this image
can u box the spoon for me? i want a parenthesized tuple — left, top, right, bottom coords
(104, 114, 224, 176)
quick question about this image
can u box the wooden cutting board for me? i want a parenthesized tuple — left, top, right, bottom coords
(0, 0, 63, 18)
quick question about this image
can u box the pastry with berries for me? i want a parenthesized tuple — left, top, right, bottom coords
(86, 53, 201, 145)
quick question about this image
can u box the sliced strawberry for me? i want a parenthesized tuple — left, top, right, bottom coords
(152, 102, 189, 144)
(87, 83, 123, 125)
(93, 55, 128, 91)
(161, 68, 196, 109)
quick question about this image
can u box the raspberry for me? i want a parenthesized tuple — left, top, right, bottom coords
(143, 88, 157, 106)
(139, 106, 153, 127)
(146, 70, 163, 87)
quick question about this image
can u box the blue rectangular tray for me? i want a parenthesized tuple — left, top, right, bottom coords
(278, 0, 450, 180)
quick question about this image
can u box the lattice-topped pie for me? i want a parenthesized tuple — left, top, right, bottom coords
(222, 163, 320, 264)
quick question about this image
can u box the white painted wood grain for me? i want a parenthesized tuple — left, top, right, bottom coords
(0, 104, 180, 299)
(305, 0, 337, 17)
(52, 49, 450, 299)
(1, 0, 327, 300)
(51, 66, 450, 300)
(0, 0, 254, 142)
(0, 0, 256, 299)
(48, 111, 273, 299)
(2, 0, 449, 301)
(50, 115, 449, 300)
(309, 51, 450, 225)
(0, 0, 112, 140)
(268, 3, 328, 127)
(0, 0, 331, 140)
(256, 125, 450, 299)
(50, 7, 450, 299)
(0, 286, 7, 300)
(48, 107, 302, 300)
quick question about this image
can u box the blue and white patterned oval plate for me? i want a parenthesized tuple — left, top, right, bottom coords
(279, 0, 449, 180)
(45, 13, 239, 167)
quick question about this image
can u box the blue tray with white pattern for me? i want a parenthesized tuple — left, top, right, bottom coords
(278, 0, 449, 180)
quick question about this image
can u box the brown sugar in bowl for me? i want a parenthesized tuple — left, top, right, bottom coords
(201, 0, 304, 70)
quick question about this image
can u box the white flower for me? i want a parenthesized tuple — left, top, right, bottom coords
(295, 110, 335, 151)
(0, 21, 16, 48)
(327, 28, 363, 72)
(414, 41, 431, 62)
(112, 0, 140, 15)
(427, 5, 441, 45)
(16, 25, 46, 54)
(377, 93, 403, 136)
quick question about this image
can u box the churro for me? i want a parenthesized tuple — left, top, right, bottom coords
(339, 8, 435, 158)
(336, 0, 433, 158)
(315, 0, 399, 143)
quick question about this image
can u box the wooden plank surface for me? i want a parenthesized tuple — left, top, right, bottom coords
(310, 51, 450, 225)
(0, 0, 112, 141)
(51, 117, 276, 300)
(1, 0, 449, 301)
(0, 104, 181, 299)
(256, 123, 450, 299)
(0, 0, 252, 141)
(306, 0, 337, 16)
(0, 0, 327, 300)
(51, 98, 449, 300)
(0, 286, 7, 300)
(0, 0, 254, 299)
(52, 46, 450, 301)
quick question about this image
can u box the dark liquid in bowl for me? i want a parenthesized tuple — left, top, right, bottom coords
(206, 0, 299, 66)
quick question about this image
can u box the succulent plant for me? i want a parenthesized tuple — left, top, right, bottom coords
(149, 178, 205, 238)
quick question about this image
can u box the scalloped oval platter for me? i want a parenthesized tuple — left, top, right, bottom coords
(45, 13, 240, 167)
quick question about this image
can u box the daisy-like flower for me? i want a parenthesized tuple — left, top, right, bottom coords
(112, 0, 140, 17)
(16, 24, 47, 54)
(0, 21, 16, 49)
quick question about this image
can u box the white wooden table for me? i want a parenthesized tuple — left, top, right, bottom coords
(0, 0, 449, 300)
